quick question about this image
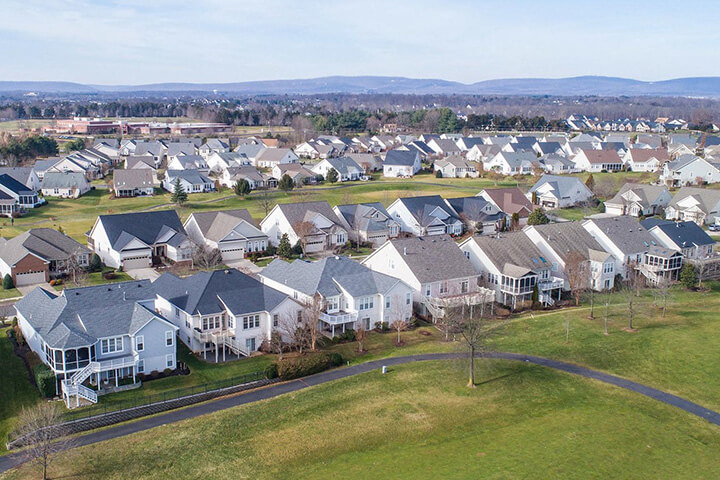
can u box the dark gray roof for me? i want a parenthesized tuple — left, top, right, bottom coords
(528, 174, 592, 198)
(167, 142, 198, 157)
(384, 150, 419, 166)
(0, 168, 36, 190)
(188, 209, 264, 242)
(444, 197, 504, 223)
(134, 141, 164, 156)
(334, 203, 393, 233)
(262, 256, 401, 298)
(15, 280, 163, 349)
(126, 156, 156, 169)
(323, 157, 362, 176)
(114, 169, 154, 190)
(395, 195, 461, 227)
(97, 210, 186, 250)
(154, 270, 288, 316)
(381, 235, 477, 283)
(166, 169, 213, 185)
(642, 219, 715, 248)
(275, 201, 344, 228)
(0, 174, 33, 195)
(0, 228, 89, 265)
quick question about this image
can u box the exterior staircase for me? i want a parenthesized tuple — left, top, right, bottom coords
(61, 355, 139, 408)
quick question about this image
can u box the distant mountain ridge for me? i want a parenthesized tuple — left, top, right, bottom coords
(2, 75, 720, 97)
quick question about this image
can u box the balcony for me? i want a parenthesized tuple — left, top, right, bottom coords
(319, 311, 358, 325)
(538, 277, 564, 292)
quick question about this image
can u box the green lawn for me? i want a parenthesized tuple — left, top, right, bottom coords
(0, 327, 41, 454)
(5, 360, 720, 480)
(0, 288, 21, 300)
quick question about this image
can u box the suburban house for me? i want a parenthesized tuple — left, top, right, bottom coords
(362, 235, 487, 318)
(642, 219, 715, 260)
(347, 153, 382, 172)
(233, 143, 266, 165)
(311, 156, 364, 181)
(0, 167, 41, 192)
(572, 149, 623, 172)
(184, 209, 268, 261)
(527, 175, 594, 209)
(665, 187, 720, 225)
(166, 154, 209, 172)
(427, 138, 462, 156)
(32, 159, 61, 181)
(539, 154, 577, 174)
(15, 281, 178, 407)
(198, 139, 230, 158)
(40, 172, 91, 199)
(477, 188, 534, 227)
(271, 164, 317, 185)
(466, 144, 501, 163)
(166, 142, 199, 164)
(226, 166, 275, 190)
(582, 216, 655, 278)
(260, 201, 348, 253)
(88, 210, 195, 269)
(333, 202, 400, 247)
(387, 195, 463, 236)
(131, 141, 165, 167)
(113, 169, 155, 198)
(444, 196, 505, 235)
(533, 141, 567, 157)
(153, 270, 299, 360)
(604, 183, 671, 217)
(125, 155, 159, 178)
(638, 246, 684, 285)
(206, 152, 250, 174)
(260, 256, 413, 337)
(163, 170, 215, 194)
(485, 151, 537, 176)
(433, 156, 479, 178)
(0, 173, 43, 214)
(622, 148, 669, 172)
(382, 150, 421, 177)
(660, 154, 720, 186)
(0, 228, 90, 286)
(255, 148, 299, 168)
(523, 222, 616, 291)
(459, 232, 564, 309)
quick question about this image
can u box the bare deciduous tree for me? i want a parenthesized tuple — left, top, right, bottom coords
(300, 293, 324, 351)
(355, 319, 369, 353)
(656, 276, 670, 318)
(192, 245, 222, 270)
(293, 221, 316, 257)
(622, 262, 643, 331)
(13, 402, 72, 480)
(258, 188, 274, 217)
(565, 251, 590, 306)
(447, 299, 496, 388)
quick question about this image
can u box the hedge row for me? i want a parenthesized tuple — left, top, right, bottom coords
(272, 352, 343, 380)
(34, 363, 56, 397)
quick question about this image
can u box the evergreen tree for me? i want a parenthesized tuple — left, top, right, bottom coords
(326, 168, 339, 183)
(89, 253, 103, 272)
(234, 179, 251, 197)
(171, 178, 188, 205)
(277, 233, 292, 258)
(3, 274, 13, 290)
(585, 173, 595, 192)
(527, 208, 550, 225)
(680, 264, 697, 289)
(278, 174, 295, 192)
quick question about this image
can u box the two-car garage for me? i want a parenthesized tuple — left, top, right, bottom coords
(121, 255, 152, 270)
(15, 270, 48, 287)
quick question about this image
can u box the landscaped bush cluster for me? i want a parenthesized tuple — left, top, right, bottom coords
(102, 271, 117, 280)
(329, 329, 356, 343)
(34, 363, 56, 397)
(274, 352, 343, 380)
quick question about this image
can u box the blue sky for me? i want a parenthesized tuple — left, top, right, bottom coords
(1, 0, 718, 85)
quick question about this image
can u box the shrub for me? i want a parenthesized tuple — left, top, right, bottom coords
(339, 329, 356, 342)
(163, 368, 172, 375)
(3, 274, 13, 290)
(277, 353, 335, 380)
(49, 279, 56, 286)
(264, 362, 279, 379)
(12, 321, 24, 347)
(89, 253, 103, 272)
(103, 271, 117, 280)
(34, 363, 56, 397)
(435, 170, 443, 178)
(327, 352, 344, 367)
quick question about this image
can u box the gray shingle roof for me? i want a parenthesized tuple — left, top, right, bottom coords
(275, 201, 344, 228)
(528, 222, 608, 264)
(154, 270, 288, 316)
(166, 169, 212, 185)
(642, 219, 715, 249)
(585, 216, 655, 254)
(15, 280, 162, 349)
(97, 210, 186, 250)
(189, 209, 264, 242)
(0, 228, 89, 266)
(444, 197, 504, 224)
(114, 169, 154, 190)
(41, 172, 88, 189)
(261, 256, 402, 298)
(470, 232, 551, 277)
(384, 150, 419, 166)
(381, 235, 477, 283)
(394, 195, 461, 228)
(334, 203, 393, 234)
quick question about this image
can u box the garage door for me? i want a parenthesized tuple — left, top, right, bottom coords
(122, 256, 151, 270)
(15, 271, 46, 286)
(221, 247, 245, 261)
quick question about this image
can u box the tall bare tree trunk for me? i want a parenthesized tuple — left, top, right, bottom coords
(468, 345, 476, 388)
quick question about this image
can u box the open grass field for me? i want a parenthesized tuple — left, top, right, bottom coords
(0, 327, 40, 455)
(5, 360, 720, 480)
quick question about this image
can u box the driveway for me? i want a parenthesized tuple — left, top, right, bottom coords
(16, 282, 54, 296)
(226, 259, 262, 275)
(126, 268, 160, 281)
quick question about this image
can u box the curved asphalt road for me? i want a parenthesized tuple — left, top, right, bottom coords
(2, 351, 720, 474)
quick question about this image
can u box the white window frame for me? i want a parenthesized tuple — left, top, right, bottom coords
(166, 354, 174, 369)
(137, 359, 145, 373)
(135, 335, 144, 352)
(165, 331, 174, 347)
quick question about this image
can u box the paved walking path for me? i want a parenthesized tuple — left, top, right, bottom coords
(2, 351, 719, 474)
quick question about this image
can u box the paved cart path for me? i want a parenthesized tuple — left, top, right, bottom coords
(3, 351, 720, 474)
